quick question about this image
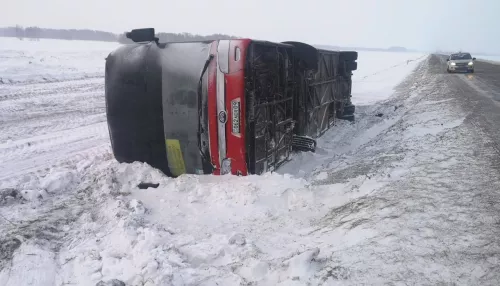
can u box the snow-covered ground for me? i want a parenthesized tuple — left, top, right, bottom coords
(351, 51, 426, 106)
(0, 38, 119, 84)
(6, 39, 495, 285)
(476, 55, 500, 63)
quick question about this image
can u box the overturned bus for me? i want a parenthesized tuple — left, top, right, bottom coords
(105, 28, 357, 177)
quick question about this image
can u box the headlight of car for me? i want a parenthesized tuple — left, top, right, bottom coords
(468, 61, 473, 66)
(450, 62, 456, 66)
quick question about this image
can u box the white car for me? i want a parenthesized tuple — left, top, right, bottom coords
(446, 52, 476, 73)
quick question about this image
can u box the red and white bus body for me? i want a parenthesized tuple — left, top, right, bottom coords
(207, 39, 295, 176)
(104, 33, 357, 177)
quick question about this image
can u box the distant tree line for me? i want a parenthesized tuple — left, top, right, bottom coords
(0, 26, 236, 43)
(0, 26, 117, 41)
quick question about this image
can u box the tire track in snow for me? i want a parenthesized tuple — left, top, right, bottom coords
(0, 78, 111, 183)
(0, 78, 103, 102)
(0, 122, 109, 162)
(0, 125, 110, 182)
(0, 82, 104, 123)
(0, 110, 106, 141)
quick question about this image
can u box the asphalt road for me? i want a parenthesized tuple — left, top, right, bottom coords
(433, 55, 500, 171)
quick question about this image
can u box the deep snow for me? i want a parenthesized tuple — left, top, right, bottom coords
(9, 38, 500, 285)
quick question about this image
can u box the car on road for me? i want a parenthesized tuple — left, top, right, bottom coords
(446, 52, 476, 73)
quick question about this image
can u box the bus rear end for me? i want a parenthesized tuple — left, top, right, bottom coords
(208, 40, 295, 175)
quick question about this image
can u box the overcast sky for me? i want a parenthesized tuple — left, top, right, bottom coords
(1, 0, 499, 53)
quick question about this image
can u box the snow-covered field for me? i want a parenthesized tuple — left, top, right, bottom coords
(476, 55, 500, 63)
(351, 51, 426, 106)
(0, 37, 119, 84)
(6, 37, 495, 285)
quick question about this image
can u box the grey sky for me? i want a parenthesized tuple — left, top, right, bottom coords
(2, 0, 499, 53)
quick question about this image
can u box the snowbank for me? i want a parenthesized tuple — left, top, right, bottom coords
(1, 158, 388, 286)
(0, 38, 119, 84)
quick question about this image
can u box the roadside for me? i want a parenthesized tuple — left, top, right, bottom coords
(307, 55, 500, 285)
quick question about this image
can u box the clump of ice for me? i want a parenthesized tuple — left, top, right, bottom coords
(281, 248, 321, 282)
(40, 168, 78, 194)
(228, 233, 246, 246)
(0, 188, 21, 205)
(19, 189, 48, 201)
(17, 174, 41, 190)
(96, 279, 125, 286)
(127, 199, 146, 215)
(315, 172, 328, 180)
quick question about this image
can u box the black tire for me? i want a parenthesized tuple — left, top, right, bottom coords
(105, 44, 172, 176)
(339, 51, 358, 62)
(339, 61, 357, 76)
(340, 114, 355, 122)
(344, 104, 355, 116)
(347, 61, 357, 71)
(336, 102, 345, 119)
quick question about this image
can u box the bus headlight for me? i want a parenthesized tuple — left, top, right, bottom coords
(221, 158, 232, 175)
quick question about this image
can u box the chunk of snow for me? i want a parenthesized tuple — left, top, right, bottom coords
(19, 189, 47, 201)
(40, 169, 77, 193)
(228, 233, 246, 246)
(315, 171, 328, 180)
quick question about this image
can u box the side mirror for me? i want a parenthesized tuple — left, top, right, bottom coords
(126, 28, 158, 43)
(473, 57, 476, 61)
